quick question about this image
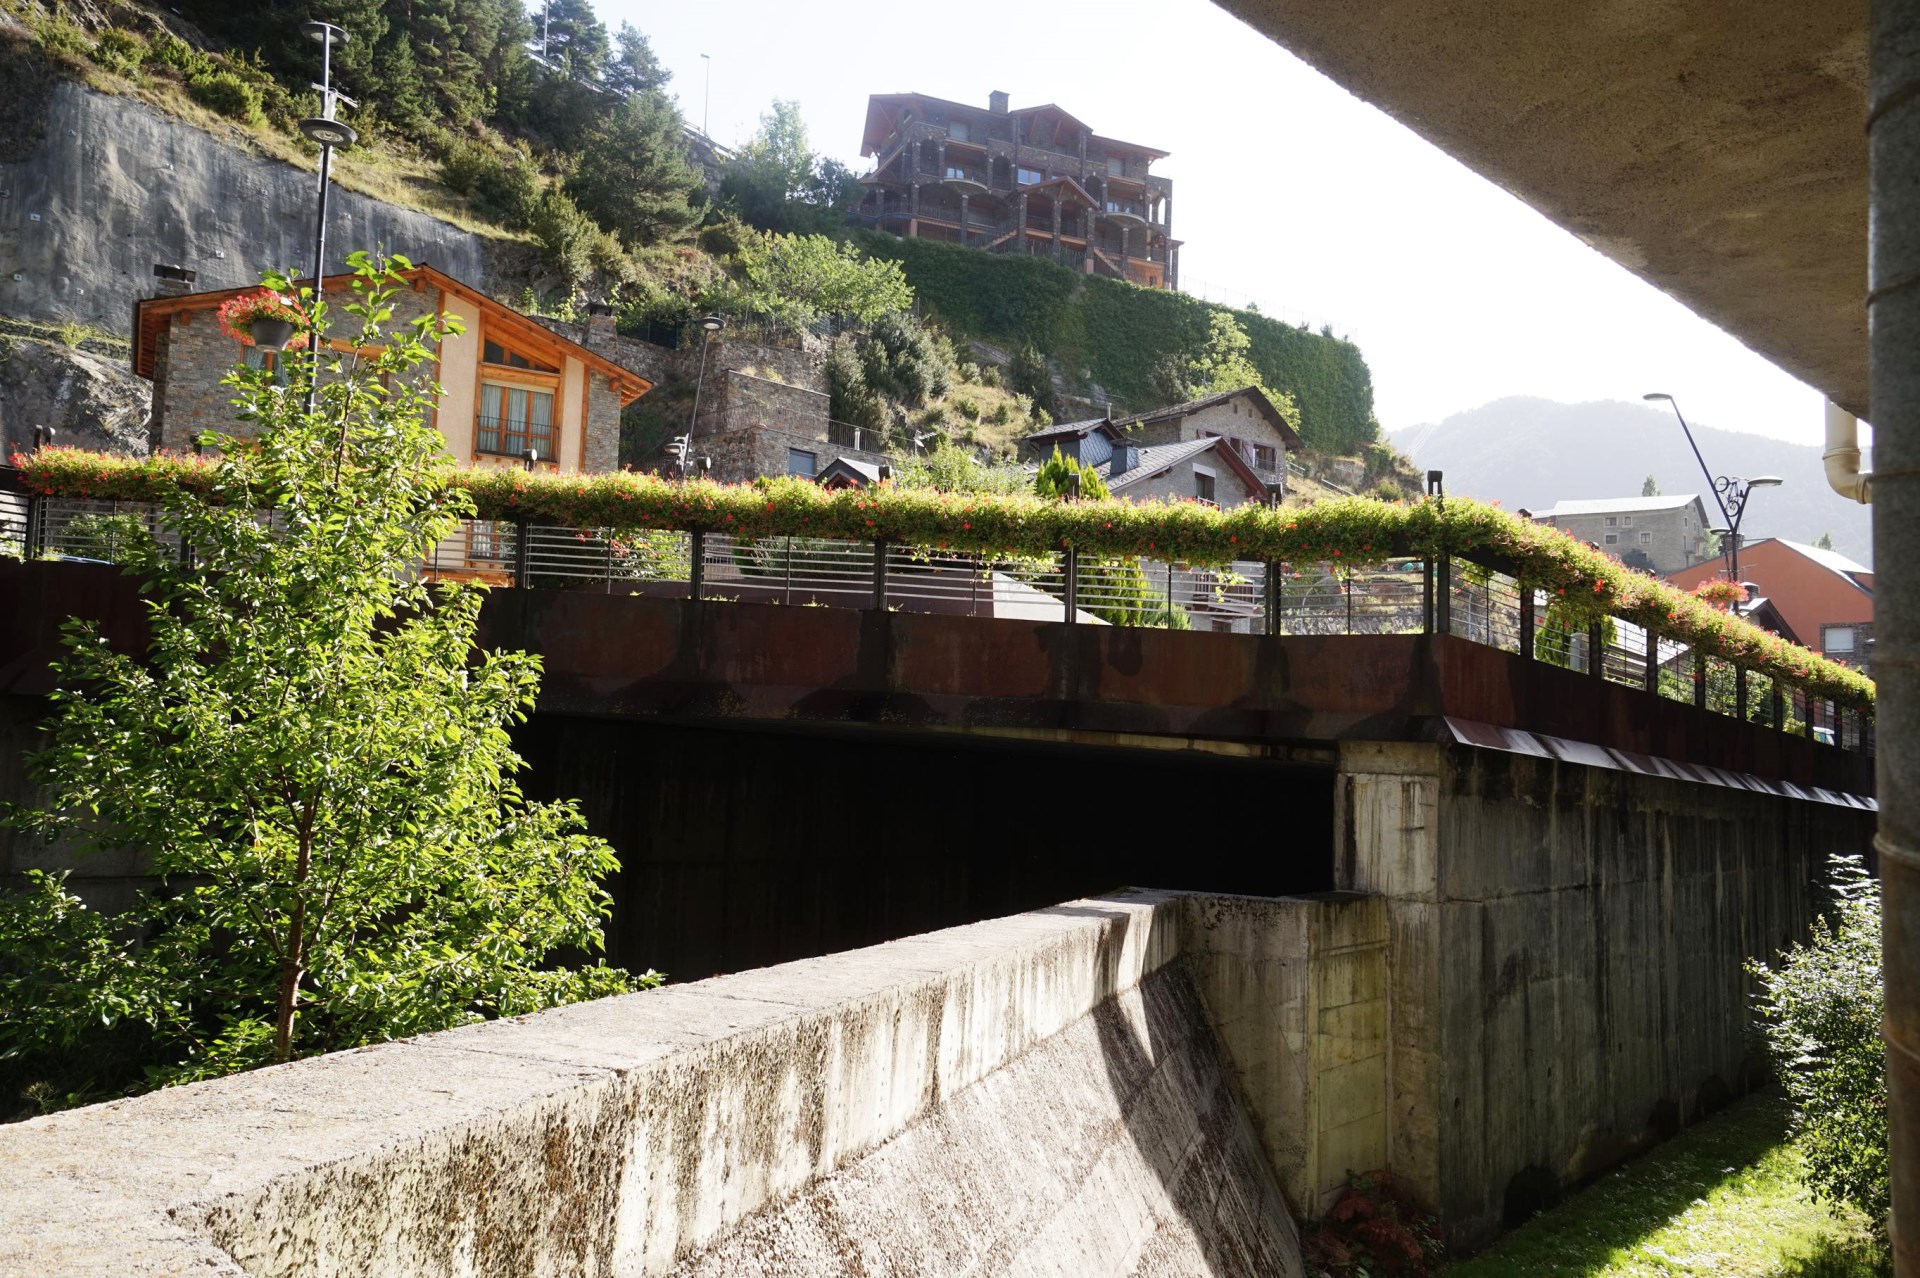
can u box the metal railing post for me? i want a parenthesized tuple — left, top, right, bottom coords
(1588, 620, 1606, 679)
(689, 529, 705, 601)
(1694, 649, 1708, 709)
(1519, 588, 1535, 661)
(872, 540, 887, 610)
(1266, 561, 1279, 637)
(1435, 555, 1452, 635)
(1166, 560, 1176, 629)
(513, 517, 531, 589)
(783, 535, 793, 605)
(1422, 557, 1435, 634)
(1736, 667, 1748, 721)
(1063, 548, 1078, 624)
(24, 491, 44, 559)
(1644, 626, 1659, 692)
(1773, 686, 1786, 731)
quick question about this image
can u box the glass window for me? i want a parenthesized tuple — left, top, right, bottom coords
(1640, 531, 1653, 542)
(1823, 626, 1856, 653)
(1623, 515, 1634, 526)
(1605, 516, 1617, 527)
(1194, 471, 1216, 504)
(1253, 444, 1277, 471)
(1016, 167, 1043, 185)
(787, 448, 817, 477)
(477, 383, 555, 458)
(949, 120, 970, 142)
(482, 338, 558, 373)
(1603, 533, 1618, 545)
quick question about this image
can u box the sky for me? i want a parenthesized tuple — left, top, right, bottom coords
(599, 0, 1838, 449)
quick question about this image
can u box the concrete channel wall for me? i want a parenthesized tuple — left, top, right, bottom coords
(2, 891, 1336, 1278)
(1337, 739, 1877, 1248)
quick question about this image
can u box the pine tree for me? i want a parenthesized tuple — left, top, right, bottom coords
(533, 0, 609, 81)
(1642, 474, 1660, 496)
(566, 90, 705, 246)
(605, 23, 669, 97)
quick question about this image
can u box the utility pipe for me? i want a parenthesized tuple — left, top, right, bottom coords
(1824, 400, 1873, 504)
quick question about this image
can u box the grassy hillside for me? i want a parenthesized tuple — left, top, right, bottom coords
(854, 232, 1379, 455)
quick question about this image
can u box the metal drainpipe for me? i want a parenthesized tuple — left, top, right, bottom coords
(1872, 1, 1920, 1267)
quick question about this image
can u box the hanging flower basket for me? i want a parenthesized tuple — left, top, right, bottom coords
(217, 290, 305, 350)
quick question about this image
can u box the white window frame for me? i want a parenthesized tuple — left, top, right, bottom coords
(1823, 626, 1857, 653)
(787, 448, 818, 477)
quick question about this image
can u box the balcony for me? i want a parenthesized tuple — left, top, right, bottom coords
(942, 165, 988, 194)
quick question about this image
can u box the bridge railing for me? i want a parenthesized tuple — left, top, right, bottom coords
(6, 494, 1873, 756)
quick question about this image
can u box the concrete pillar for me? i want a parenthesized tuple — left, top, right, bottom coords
(1872, 1, 1920, 1269)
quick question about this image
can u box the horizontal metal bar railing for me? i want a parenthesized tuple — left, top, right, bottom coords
(4, 488, 1872, 753)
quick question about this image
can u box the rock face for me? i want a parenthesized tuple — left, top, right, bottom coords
(0, 80, 501, 334)
(0, 336, 150, 457)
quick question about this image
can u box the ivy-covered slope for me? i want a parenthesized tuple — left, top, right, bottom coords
(854, 233, 1378, 455)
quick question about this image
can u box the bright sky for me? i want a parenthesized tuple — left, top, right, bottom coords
(603, 0, 1834, 446)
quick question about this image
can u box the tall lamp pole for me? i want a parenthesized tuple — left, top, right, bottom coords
(681, 314, 726, 475)
(298, 22, 358, 416)
(1643, 392, 1782, 584)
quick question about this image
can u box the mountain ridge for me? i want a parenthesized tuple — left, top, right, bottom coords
(1390, 396, 1872, 566)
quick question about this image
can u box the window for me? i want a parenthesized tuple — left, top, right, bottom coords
(949, 120, 970, 142)
(1194, 470, 1216, 504)
(1016, 166, 1043, 185)
(1823, 626, 1856, 654)
(1107, 157, 1125, 177)
(1603, 533, 1619, 545)
(787, 448, 817, 477)
(1640, 531, 1653, 542)
(483, 338, 557, 373)
(1622, 515, 1634, 527)
(1605, 516, 1618, 527)
(477, 383, 554, 458)
(1253, 444, 1277, 471)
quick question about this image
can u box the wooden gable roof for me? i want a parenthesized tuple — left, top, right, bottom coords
(131, 265, 652, 404)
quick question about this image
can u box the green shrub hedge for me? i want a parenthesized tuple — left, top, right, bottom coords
(13, 447, 1874, 708)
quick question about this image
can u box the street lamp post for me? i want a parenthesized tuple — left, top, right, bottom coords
(1642, 393, 1782, 583)
(682, 315, 726, 475)
(298, 22, 357, 417)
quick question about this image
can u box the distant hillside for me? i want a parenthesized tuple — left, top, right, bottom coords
(1391, 397, 1873, 566)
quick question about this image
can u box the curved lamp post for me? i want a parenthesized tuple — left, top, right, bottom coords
(681, 315, 726, 477)
(1643, 392, 1782, 584)
(297, 21, 357, 415)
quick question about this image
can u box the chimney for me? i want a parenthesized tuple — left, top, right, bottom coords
(1111, 439, 1139, 478)
(585, 300, 616, 347)
(152, 263, 196, 297)
(989, 90, 1009, 114)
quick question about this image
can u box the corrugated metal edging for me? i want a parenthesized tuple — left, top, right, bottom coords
(1440, 717, 1875, 810)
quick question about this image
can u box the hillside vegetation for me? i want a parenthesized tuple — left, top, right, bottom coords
(1, 0, 1385, 470)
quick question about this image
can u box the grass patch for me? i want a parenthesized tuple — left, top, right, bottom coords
(1443, 1093, 1887, 1278)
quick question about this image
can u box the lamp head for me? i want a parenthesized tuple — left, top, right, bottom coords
(1748, 475, 1784, 488)
(303, 21, 349, 46)
(697, 315, 726, 334)
(299, 117, 358, 148)
(1642, 392, 1672, 402)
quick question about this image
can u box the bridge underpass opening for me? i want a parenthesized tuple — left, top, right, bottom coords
(513, 714, 1337, 979)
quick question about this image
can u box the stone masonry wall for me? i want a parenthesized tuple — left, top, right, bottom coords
(1118, 453, 1264, 507)
(153, 284, 437, 452)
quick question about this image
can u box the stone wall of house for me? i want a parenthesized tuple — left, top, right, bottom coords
(699, 368, 830, 440)
(1127, 398, 1293, 482)
(152, 283, 438, 452)
(1547, 507, 1705, 574)
(1116, 453, 1264, 507)
(583, 373, 621, 474)
(707, 422, 888, 485)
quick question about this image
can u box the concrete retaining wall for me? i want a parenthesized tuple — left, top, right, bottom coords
(0, 891, 1309, 1277)
(1336, 739, 1874, 1248)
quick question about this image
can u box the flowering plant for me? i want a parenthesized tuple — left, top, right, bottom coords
(11, 452, 1876, 708)
(216, 290, 305, 345)
(1693, 579, 1749, 611)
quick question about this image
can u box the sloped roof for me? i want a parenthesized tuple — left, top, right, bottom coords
(1097, 435, 1269, 498)
(130, 265, 652, 404)
(1769, 538, 1872, 582)
(816, 457, 886, 487)
(1533, 494, 1709, 519)
(1021, 417, 1125, 444)
(1112, 387, 1305, 452)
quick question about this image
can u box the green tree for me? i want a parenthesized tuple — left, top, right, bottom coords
(1008, 343, 1058, 420)
(1642, 474, 1661, 497)
(889, 441, 1029, 495)
(565, 89, 705, 246)
(0, 254, 644, 1101)
(721, 101, 865, 235)
(739, 99, 814, 200)
(1033, 446, 1111, 500)
(1749, 856, 1887, 1222)
(1156, 312, 1303, 435)
(856, 311, 951, 406)
(534, 0, 609, 80)
(1815, 531, 1837, 551)
(720, 231, 915, 330)
(605, 22, 668, 97)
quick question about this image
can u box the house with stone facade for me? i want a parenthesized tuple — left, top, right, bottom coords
(1529, 494, 1712, 575)
(1099, 435, 1271, 507)
(857, 91, 1179, 289)
(1114, 387, 1302, 495)
(132, 266, 652, 473)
